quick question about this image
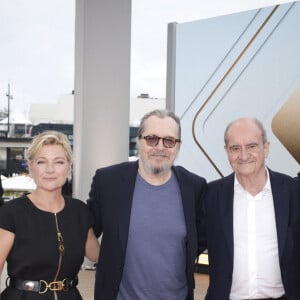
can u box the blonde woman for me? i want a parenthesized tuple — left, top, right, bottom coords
(0, 131, 99, 300)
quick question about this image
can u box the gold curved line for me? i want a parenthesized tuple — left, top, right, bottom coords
(192, 5, 279, 178)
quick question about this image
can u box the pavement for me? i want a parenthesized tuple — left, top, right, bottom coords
(78, 269, 209, 300)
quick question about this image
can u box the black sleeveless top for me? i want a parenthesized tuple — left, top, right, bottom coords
(0, 196, 93, 300)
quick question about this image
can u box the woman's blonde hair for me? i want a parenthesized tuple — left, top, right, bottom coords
(27, 131, 72, 163)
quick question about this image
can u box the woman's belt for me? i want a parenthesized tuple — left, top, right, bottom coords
(7, 277, 78, 294)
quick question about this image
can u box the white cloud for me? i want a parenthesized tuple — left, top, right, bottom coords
(0, 0, 75, 113)
(0, 0, 295, 113)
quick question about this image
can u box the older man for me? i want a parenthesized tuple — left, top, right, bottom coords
(203, 117, 300, 300)
(87, 109, 207, 300)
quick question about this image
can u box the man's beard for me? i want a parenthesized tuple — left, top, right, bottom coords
(140, 150, 171, 175)
(144, 161, 169, 175)
(152, 165, 166, 174)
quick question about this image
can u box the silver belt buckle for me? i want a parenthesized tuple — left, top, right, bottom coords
(24, 281, 35, 291)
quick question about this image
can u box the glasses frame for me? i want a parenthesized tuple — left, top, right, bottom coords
(139, 134, 181, 148)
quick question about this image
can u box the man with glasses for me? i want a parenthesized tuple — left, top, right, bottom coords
(87, 109, 207, 300)
(203, 117, 300, 300)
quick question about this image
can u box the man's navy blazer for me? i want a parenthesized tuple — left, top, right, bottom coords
(204, 168, 300, 300)
(87, 161, 207, 300)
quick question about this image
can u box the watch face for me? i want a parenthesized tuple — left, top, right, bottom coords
(272, 87, 300, 164)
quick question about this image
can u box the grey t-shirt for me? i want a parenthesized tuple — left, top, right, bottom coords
(117, 172, 188, 300)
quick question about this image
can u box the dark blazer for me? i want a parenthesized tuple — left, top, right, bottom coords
(204, 168, 300, 300)
(87, 161, 207, 300)
(0, 174, 4, 206)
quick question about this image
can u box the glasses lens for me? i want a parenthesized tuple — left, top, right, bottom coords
(144, 135, 159, 146)
(163, 137, 176, 148)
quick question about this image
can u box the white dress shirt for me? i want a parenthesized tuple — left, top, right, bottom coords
(229, 170, 285, 299)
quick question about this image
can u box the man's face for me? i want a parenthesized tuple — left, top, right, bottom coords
(225, 119, 269, 178)
(137, 115, 180, 176)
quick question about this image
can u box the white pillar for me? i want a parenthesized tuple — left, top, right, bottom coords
(74, 0, 131, 201)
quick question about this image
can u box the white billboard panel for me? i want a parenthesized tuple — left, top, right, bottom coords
(167, 2, 300, 180)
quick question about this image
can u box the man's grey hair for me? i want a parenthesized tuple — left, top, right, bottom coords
(137, 109, 181, 139)
(224, 117, 268, 145)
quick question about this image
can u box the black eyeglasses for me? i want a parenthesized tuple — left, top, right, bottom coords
(139, 135, 181, 148)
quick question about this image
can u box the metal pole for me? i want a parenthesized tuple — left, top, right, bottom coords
(6, 83, 12, 137)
